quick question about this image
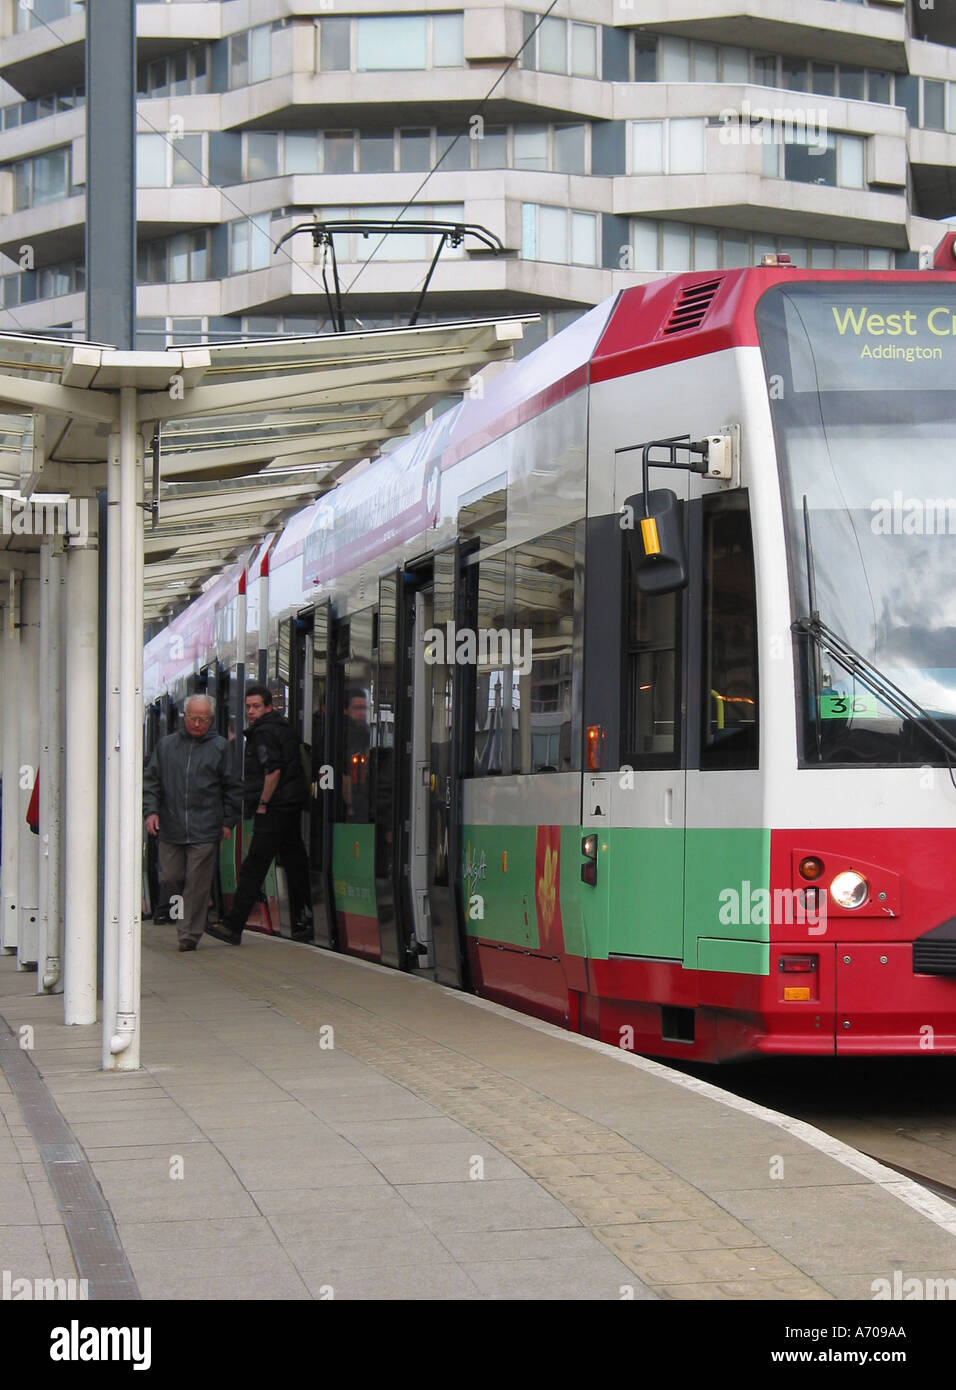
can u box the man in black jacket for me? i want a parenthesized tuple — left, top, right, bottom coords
(144, 694, 242, 952)
(206, 684, 313, 945)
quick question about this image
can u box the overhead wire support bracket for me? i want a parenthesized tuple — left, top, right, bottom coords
(273, 220, 505, 333)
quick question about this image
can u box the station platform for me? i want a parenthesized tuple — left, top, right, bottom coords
(2, 928, 955, 1304)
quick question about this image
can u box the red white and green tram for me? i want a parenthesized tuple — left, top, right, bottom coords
(144, 250, 956, 1062)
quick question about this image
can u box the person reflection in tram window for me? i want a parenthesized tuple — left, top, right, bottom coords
(206, 684, 313, 946)
(343, 686, 371, 822)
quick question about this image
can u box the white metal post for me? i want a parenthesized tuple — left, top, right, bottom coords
(17, 575, 41, 970)
(109, 387, 143, 1068)
(102, 424, 122, 1066)
(0, 575, 21, 953)
(37, 540, 65, 993)
(64, 526, 99, 1024)
(43, 540, 64, 992)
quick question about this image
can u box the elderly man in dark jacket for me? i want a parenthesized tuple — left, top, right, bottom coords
(206, 683, 313, 946)
(144, 694, 242, 952)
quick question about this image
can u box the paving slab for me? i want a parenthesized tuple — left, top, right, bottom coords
(0, 934, 954, 1305)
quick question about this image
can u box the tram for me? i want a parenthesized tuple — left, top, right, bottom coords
(144, 246, 956, 1061)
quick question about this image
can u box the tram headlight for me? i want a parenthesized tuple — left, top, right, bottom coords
(829, 870, 869, 909)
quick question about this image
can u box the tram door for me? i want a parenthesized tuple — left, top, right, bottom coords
(406, 585, 433, 961)
(611, 457, 688, 960)
(407, 551, 469, 988)
(374, 575, 404, 967)
(307, 604, 335, 948)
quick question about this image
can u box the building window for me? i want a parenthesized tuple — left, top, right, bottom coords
(229, 214, 272, 273)
(762, 130, 864, 188)
(522, 13, 598, 78)
(137, 133, 205, 187)
(400, 129, 432, 173)
(923, 80, 946, 131)
(245, 132, 280, 181)
(630, 218, 894, 272)
(522, 204, 597, 266)
(554, 124, 586, 174)
(139, 47, 210, 98)
(12, 148, 72, 210)
(514, 126, 549, 171)
(320, 14, 464, 73)
(476, 126, 508, 168)
(286, 132, 321, 174)
(360, 133, 395, 174)
(14, 0, 80, 32)
(314, 206, 465, 263)
(229, 26, 271, 88)
(1, 257, 83, 307)
(629, 120, 705, 175)
(137, 232, 209, 285)
(324, 132, 355, 175)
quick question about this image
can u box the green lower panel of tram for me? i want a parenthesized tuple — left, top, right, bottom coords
(332, 823, 378, 922)
(325, 821, 771, 976)
(461, 823, 770, 975)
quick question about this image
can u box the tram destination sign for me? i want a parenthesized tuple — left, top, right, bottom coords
(780, 287, 956, 392)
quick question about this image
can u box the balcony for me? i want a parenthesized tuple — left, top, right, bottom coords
(614, 169, 908, 247)
(220, 66, 612, 133)
(0, 11, 85, 100)
(0, 194, 85, 265)
(619, 0, 906, 72)
(909, 129, 956, 222)
(138, 187, 223, 240)
(136, 2, 221, 65)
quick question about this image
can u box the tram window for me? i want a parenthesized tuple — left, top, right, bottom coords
(471, 554, 509, 776)
(512, 525, 578, 773)
(700, 495, 759, 769)
(459, 486, 506, 549)
(622, 554, 681, 767)
(341, 610, 373, 823)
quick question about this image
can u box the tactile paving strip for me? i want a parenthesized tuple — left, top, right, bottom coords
(0, 1019, 140, 1301)
(208, 955, 831, 1300)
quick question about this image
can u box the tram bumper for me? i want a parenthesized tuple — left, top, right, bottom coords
(833, 942, 956, 1055)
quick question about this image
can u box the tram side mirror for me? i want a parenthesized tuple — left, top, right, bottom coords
(622, 490, 688, 595)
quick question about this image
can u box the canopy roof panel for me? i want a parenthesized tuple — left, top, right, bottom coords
(0, 315, 531, 616)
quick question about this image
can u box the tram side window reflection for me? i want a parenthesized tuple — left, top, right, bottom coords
(341, 610, 373, 821)
(472, 554, 509, 776)
(700, 494, 759, 769)
(512, 525, 578, 773)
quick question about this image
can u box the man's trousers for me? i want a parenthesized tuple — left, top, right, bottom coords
(157, 840, 219, 946)
(222, 807, 311, 936)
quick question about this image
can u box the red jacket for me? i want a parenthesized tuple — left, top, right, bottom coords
(26, 773, 39, 834)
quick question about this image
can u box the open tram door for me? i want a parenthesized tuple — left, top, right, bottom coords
(294, 605, 335, 947)
(402, 549, 471, 988)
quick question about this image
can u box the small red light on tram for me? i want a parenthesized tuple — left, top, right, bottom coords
(778, 956, 818, 973)
(586, 725, 601, 771)
(798, 856, 824, 880)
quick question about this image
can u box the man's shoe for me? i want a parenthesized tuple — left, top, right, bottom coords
(205, 923, 242, 946)
(178, 940, 198, 952)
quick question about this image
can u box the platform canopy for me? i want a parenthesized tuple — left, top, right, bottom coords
(0, 315, 530, 617)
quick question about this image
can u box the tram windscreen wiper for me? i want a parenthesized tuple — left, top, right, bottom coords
(791, 612, 956, 767)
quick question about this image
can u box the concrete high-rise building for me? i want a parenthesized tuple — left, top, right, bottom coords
(2, 1, 954, 359)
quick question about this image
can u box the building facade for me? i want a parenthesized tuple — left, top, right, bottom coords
(1, 0, 954, 359)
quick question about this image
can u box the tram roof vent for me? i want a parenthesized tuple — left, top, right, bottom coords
(661, 278, 722, 336)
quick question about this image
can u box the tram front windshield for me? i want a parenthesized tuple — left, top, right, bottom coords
(757, 282, 956, 766)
